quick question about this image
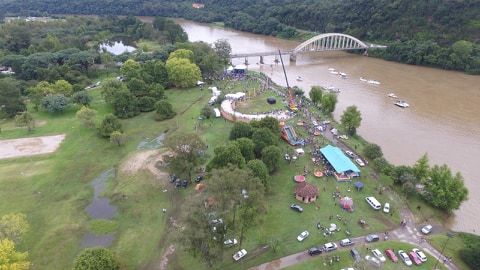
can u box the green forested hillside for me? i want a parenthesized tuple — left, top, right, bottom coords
(1, 0, 480, 73)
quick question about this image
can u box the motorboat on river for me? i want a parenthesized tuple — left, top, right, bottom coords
(367, 79, 380, 85)
(296, 76, 303, 81)
(388, 93, 398, 98)
(395, 100, 410, 108)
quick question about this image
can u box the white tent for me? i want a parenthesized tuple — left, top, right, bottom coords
(210, 87, 221, 96)
(296, 149, 305, 156)
(234, 64, 246, 70)
(227, 66, 234, 71)
(196, 80, 204, 85)
(226, 92, 245, 100)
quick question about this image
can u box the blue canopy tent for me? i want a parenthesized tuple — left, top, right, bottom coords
(320, 145, 360, 181)
(354, 181, 364, 191)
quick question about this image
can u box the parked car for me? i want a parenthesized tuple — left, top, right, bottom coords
(412, 248, 427, 262)
(209, 218, 223, 226)
(365, 255, 381, 267)
(398, 250, 412, 266)
(290, 204, 303, 212)
(182, 179, 188, 188)
(308, 246, 322, 256)
(297, 231, 309, 242)
(322, 242, 338, 252)
(365, 234, 380, 242)
(169, 174, 176, 183)
(385, 249, 398, 262)
(224, 238, 238, 247)
(195, 175, 203, 182)
(345, 150, 355, 158)
(339, 238, 354, 247)
(350, 248, 361, 261)
(408, 251, 422, 265)
(355, 158, 366, 167)
(383, 202, 390, 213)
(175, 179, 181, 188)
(421, 224, 433, 234)
(372, 248, 386, 262)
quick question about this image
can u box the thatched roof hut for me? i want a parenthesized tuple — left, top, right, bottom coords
(294, 182, 319, 203)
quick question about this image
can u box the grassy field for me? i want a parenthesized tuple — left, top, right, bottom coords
(0, 71, 470, 270)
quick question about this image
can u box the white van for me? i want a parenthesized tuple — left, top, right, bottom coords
(213, 108, 221, 118)
(365, 196, 382, 210)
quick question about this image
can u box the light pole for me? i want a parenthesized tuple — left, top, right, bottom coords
(434, 232, 454, 269)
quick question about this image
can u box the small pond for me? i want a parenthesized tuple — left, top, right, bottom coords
(99, 41, 136, 55)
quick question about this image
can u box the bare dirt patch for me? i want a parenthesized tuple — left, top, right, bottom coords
(120, 149, 172, 181)
(0, 134, 66, 160)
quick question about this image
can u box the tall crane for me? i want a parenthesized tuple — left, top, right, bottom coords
(274, 38, 297, 112)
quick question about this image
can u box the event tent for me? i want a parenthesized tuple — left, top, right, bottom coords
(320, 145, 360, 176)
(339, 196, 354, 211)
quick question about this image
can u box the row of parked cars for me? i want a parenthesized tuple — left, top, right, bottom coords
(169, 174, 203, 189)
(307, 238, 355, 255)
(349, 247, 427, 267)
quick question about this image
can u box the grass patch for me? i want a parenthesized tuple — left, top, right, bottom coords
(89, 219, 118, 235)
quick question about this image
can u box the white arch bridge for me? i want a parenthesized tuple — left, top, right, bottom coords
(230, 33, 386, 63)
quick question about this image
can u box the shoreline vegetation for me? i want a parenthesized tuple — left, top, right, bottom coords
(0, 15, 476, 270)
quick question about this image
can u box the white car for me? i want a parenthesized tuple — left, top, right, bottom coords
(372, 248, 386, 262)
(224, 238, 238, 247)
(412, 248, 427, 262)
(383, 203, 390, 213)
(365, 255, 381, 267)
(297, 231, 309, 242)
(398, 250, 412, 266)
(345, 150, 355, 158)
(421, 224, 433, 234)
(355, 158, 365, 167)
(322, 242, 338, 252)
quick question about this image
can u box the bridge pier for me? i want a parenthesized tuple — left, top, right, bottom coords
(290, 53, 297, 62)
(244, 57, 249, 65)
(260, 56, 264, 64)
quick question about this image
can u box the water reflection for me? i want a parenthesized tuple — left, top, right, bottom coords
(99, 41, 136, 55)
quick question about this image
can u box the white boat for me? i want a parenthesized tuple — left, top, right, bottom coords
(360, 77, 367, 82)
(296, 76, 303, 81)
(387, 93, 398, 98)
(330, 70, 339, 75)
(326, 86, 341, 93)
(395, 100, 410, 108)
(328, 67, 336, 71)
(367, 80, 380, 85)
(339, 72, 347, 78)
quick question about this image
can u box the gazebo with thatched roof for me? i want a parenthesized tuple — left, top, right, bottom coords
(294, 182, 319, 203)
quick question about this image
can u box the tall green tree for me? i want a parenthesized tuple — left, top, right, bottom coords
(261, 145, 281, 173)
(422, 164, 468, 211)
(229, 122, 253, 140)
(98, 114, 123, 138)
(164, 133, 206, 180)
(213, 39, 232, 65)
(321, 92, 338, 115)
(363, 143, 383, 161)
(340, 105, 362, 136)
(165, 57, 201, 88)
(309, 85, 323, 106)
(412, 153, 430, 183)
(154, 100, 176, 121)
(0, 213, 30, 245)
(42, 94, 72, 113)
(72, 247, 120, 270)
(0, 79, 26, 118)
(14, 111, 35, 132)
(111, 88, 139, 119)
(0, 239, 31, 270)
(76, 106, 97, 130)
(251, 128, 278, 157)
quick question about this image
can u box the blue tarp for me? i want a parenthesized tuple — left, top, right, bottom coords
(320, 145, 360, 173)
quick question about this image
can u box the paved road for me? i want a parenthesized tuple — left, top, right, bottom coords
(249, 119, 461, 270)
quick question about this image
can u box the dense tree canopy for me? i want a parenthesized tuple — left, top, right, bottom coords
(340, 105, 362, 136)
(72, 247, 120, 270)
(422, 164, 468, 211)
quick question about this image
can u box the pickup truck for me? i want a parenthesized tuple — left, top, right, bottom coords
(232, 249, 247, 261)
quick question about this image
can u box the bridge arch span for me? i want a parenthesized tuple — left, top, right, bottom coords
(293, 33, 368, 54)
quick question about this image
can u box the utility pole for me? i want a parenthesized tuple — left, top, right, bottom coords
(434, 232, 454, 269)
